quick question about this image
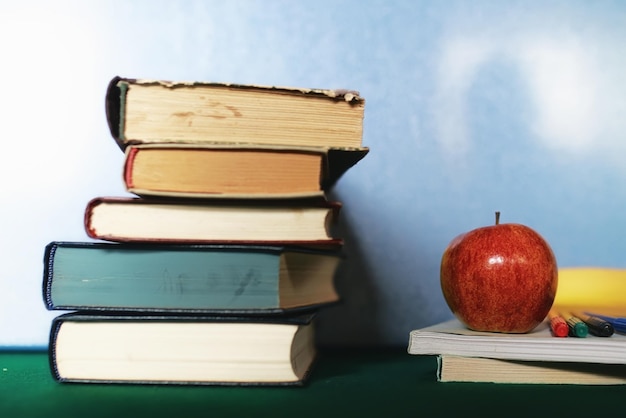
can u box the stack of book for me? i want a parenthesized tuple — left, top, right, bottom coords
(42, 76, 368, 386)
(408, 316, 626, 384)
(408, 267, 626, 385)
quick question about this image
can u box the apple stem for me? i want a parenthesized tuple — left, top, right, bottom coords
(495, 211, 500, 225)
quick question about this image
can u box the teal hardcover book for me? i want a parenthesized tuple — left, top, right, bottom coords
(43, 241, 340, 313)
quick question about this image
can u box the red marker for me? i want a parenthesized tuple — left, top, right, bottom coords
(548, 310, 569, 337)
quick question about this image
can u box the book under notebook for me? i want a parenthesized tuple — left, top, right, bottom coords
(436, 355, 626, 385)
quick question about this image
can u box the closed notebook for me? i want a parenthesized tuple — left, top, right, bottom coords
(408, 318, 626, 364)
(43, 241, 340, 313)
(48, 312, 317, 385)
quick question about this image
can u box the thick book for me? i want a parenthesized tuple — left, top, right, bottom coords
(84, 197, 342, 245)
(437, 355, 626, 385)
(123, 143, 369, 199)
(106, 76, 365, 150)
(48, 312, 316, 385)
(42, 241, 340, 313)
(408, 318, 626, 364)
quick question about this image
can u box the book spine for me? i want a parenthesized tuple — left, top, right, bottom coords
(123, 146, 139, 189)
(41, 242, 58, 310)
(83, 197, 100, 239)
(104, 76, 130, 150)
(47, 315, 64, 382)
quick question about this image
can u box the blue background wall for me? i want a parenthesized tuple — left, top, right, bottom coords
(1, 0, 625, 347)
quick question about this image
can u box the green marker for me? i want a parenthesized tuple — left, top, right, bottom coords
(573, 312, 615, 337)
(563, 314, 588, 338)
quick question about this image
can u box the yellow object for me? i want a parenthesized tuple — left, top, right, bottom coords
(554, 267, 626, 314)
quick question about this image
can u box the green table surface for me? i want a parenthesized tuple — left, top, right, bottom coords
(1, 348, 624, 417)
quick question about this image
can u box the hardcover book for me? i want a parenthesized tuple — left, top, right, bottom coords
(106, 76, 365, 150)
(49, 312, 317, 385)
(123, 143, 369, 199)
(43, 241, 341, 313)
(84, 197, 342, 245)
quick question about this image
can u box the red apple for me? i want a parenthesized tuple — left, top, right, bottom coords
(440, 212, 558, 333)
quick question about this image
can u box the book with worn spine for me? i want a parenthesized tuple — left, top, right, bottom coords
(106, 76, 366, 150)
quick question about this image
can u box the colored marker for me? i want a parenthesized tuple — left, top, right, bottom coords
(547, 310, 568, 337)
(561, 313, 588, 338)
(573, 312, 614, 337)
(586, 313, 626, 334)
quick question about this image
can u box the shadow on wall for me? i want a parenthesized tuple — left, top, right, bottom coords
(315, 171, 452, 347)
(315, 206, 386, 348)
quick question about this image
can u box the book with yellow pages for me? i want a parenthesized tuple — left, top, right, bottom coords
(106, 76, 365, 150)
(122, 143, 368, 199)
(437, 355, 626, 385)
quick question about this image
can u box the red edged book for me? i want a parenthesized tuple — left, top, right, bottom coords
(84, 197, 342, 246)
(122, 143, 368, 200)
